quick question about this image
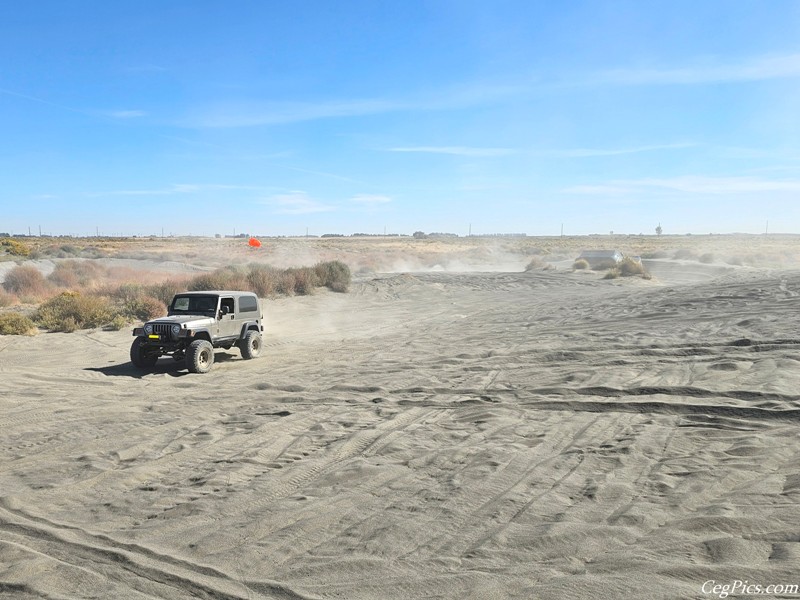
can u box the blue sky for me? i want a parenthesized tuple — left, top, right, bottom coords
(2, 1, 800, 237)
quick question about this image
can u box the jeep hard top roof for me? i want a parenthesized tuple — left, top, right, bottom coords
(174, 291, 257, 297)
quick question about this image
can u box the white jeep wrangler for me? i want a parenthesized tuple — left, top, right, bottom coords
(130, 290, 263, 373)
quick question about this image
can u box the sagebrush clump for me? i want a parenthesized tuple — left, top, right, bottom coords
(35, 292, 116, 332)
(47, 260, 106, 288)
(314, 261, 351, 292)
(572, 258, 590, 270)
(525, 256, 551, 271)
(0, 312, 37, 335)
(2, 265, 51, 300)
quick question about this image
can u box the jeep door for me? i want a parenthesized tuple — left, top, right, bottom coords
(218, 296, 238, 339)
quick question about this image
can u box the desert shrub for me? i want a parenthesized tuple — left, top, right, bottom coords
(146, 279, 189, 306)
(108, 282, 145, 303)
(187, 266, 248, 292)
(122, 295, 166, 322)
(603, 269, 621, 279)
(275, 271, 298, 296)
(525, 256, 551, 271)
(247, 264, 279, 297)
(35, 291, 116, 332)
(618, 257, 648, 277)
(106, 314, 129, 331)
(0, 288, 17, 307)
(2, 265, 50, 299)
(47, 260, 107, 288)
(573, 258, 590, 270)
(288, 267, 319, 295)
(314, 261, 351, 292)
(699, 253, 715, 264)
(0, 312, 37, 335)
(641, 250, 668, 259)
(673, 248, 697, 260)
(1, 238, 31, 257)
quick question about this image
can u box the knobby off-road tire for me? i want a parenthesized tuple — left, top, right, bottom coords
(130, 337, 158, 369)
(240, 330, 262, 359)
(187, 339, 214, 373)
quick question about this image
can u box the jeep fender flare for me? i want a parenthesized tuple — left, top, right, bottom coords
(191, 329, 213, 342)
(238, 322, 261, 338)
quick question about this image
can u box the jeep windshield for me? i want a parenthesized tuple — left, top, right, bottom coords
(169, 295, 218, 316)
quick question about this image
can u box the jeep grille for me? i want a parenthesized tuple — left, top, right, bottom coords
(152, 323, 176, 340)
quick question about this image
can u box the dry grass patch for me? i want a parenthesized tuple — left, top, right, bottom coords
(0, 238, 32, 257)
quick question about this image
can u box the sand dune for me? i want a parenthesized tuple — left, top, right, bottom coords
(1, 261, 799, 598)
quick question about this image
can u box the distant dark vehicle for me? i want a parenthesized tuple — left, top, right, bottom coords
(130, 291, 263, 373)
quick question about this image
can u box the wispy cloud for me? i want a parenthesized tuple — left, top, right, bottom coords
(184, 99, 401, 128)
(178, 53, 800, 129)
(99, 183, 267, 196)
(267, 191, 336, 215)
(104, 109, 148, 119)
(590, 53, 800, 86)
(541, 143, 696, 158)
(389, 146, 515, 157)
(564, 175, 800, 195)
(179, 81, 524, 128)
(349, 194, 391, 204)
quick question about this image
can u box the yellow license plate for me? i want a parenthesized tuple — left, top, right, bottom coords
(148, 334, 160, 339)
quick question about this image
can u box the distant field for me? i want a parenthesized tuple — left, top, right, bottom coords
(3, 233, 800, 273)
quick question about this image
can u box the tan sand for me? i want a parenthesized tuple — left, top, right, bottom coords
(1, 242, 799, 598)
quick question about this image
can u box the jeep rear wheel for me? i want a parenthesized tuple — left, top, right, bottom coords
(187, 339, 214, 373)
(130, 337, 158, 369)
(241, 330, 262, 359)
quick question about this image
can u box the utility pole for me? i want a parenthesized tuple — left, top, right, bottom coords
(468, 223, 472, 237)
(560, 223, 564, 237)
(765, 220, 769, 235)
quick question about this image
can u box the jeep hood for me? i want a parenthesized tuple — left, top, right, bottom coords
(149, 315, 215, 327)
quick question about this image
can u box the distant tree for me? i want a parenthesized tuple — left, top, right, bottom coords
(655, 224, 663, 236)
(413, 231, 427, 239)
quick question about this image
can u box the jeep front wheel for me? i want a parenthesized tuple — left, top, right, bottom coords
(241, 330, 262, 359)
(187, 339, 214, 373)
(130, 337, 158, 369)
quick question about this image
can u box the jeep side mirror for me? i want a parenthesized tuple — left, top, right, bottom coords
(219, 306, 229, 319)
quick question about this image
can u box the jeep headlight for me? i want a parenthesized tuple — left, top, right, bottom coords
(171, 324, 181, 336)
(144, 324, 153, 335)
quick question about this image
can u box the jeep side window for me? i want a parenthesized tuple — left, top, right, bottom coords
(220, 297, 235, 315)
(239, 295, 257, 313)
